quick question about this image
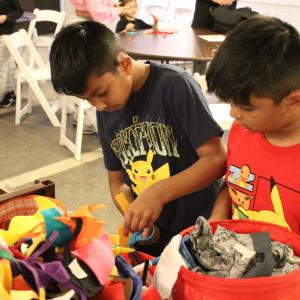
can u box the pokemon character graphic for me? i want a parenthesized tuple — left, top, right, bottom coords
(229, 186, 253, 219)
(230, 177, 291, 230)
(228, 164, 254, 192)
(126, 149, 170, 195)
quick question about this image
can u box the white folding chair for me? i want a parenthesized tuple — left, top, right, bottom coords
(28, 9, 66, 48)
(27, 9, 65, 65)
(60, 96, 98, 160)
(138, 0, 170, 24)
(166, 0, 196, 26)
(3, 29, 60, 127)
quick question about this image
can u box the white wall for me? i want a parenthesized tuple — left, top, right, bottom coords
(237, 0, 300, 31)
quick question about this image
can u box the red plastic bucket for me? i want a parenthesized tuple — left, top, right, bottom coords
(172, 220, 300, 300)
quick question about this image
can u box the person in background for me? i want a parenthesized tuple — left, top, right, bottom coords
(116, 0, 152, 33)
(50, 21, 226, 256)
(206, 15, 300, 234)
(191, 0, 237, 29)
(0, 0, 23, 108)
(71, 0, 129, 29)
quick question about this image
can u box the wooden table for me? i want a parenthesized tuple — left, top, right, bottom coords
(116, 27, 222, 63)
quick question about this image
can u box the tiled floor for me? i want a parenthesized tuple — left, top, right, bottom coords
(0, 104, 122, 233)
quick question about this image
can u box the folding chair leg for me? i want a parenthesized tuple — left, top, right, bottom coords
(60, 96, 68, 146)
(15, 77, 31, 124)
(74, 103, 85, 160)
(60, 96, 85, 160)
(15, 76, 22, 125)
(85, 105, 98, 133)
(27, 86, 32, 113)
(29, 80, 60, 127)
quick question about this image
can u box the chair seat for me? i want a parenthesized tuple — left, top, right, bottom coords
(20, 68, 51, 81)
(33, 36, 54, 47)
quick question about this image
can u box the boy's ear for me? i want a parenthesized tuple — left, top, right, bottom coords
(117, 52, 132, 75)
(284, 89, 300, 109)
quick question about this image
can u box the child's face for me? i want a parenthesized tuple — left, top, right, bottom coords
(229, 95, 289, 133)
(124, 0, 137, 19)
(81, 56, 133, 112)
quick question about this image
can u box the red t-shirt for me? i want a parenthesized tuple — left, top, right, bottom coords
(226, 122, 300, 234)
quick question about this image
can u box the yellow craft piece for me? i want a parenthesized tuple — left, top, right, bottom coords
(0, 196, 61, 247)
(110, 265, 120, 277)
(10, 290, 40, 300)
(0, 259, 12, 300)
(118, 225, 131, 247)
(0, 220, 43, 247)
(115, 193, 130, 214)
(109, 233, 134, 255)
(109, 234, 120, 245)
(25, 233, 46, 257)
(39, 287, 46, 300)
(112, 246, 134, 256)
(34, 196, 59, 211)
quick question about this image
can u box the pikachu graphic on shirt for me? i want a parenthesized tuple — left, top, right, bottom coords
(126, 149, 170, 195)
(230, 177, 291, 230)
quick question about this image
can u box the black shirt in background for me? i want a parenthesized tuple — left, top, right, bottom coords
(116, 16, 152, 33)
(0, 0, 23, 35)
(191, 0, 236, 28)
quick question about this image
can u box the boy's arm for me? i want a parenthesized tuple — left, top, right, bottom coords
(208, 182, 232, 221)
(123, 135, 227, 235)
(108, 170, 135, 215)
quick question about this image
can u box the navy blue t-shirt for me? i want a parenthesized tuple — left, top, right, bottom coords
(97, 62, 223, 241)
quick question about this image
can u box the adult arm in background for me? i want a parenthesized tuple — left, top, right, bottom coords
(123, 136, 227, 235)
(208, 182, 232, 221)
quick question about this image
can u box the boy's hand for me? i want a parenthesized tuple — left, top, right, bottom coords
(124, 23, 135, 32)
(123, 187, 164, 236)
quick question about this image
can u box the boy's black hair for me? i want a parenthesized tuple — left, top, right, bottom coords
(50, 21, 122, 96)
(206, 15, 300, 105)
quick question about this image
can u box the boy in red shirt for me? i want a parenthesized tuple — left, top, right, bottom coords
(206, 15, 300, 234)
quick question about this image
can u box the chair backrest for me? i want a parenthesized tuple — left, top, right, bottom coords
(138, 0, 170, 23)
(3, 29, 61, 127)
(27, 8, 66, 47)
(4, 29, 46, 72)
(166, 0, 195, 25)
